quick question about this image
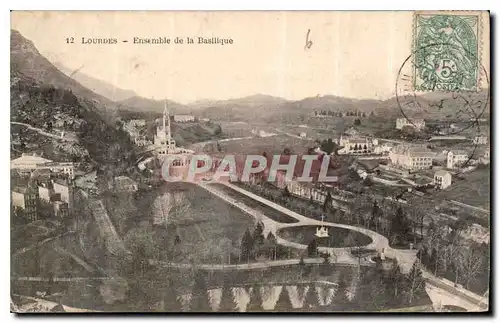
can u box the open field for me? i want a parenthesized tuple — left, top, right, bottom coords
(219, 134, 314, 155)
(210, 183, 299, 223)
(152, 183, 256, 264)
(434, 167, 490, 210)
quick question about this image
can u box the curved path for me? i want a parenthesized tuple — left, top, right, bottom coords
(198, 181, 488, 312)
(198, 181, 390, 262)
(11, 121, 76, 142)
(150, 257, 371, 271)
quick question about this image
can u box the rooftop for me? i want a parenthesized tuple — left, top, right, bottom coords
(53, 178, 70, 186)
(449, 150, 468, 156)
(11, 154, 52, 165)
(434, 170, 451, 177)
(392, 145, 435, 157)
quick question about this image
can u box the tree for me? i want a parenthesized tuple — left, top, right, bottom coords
(189, 271, 211, 312)
(354, 119, 361, 126)
(457, 246, 484, 290)
(266, 231, 278, 260)
(283, 186, 290, 198)
(401, 125, 416, 137)
(219, 282, 238, 312)
(366, 274, 389, 310)
(385, 262, 405, 305)
(390, 207, 411, 245)
(369, 201, 383, 232)
(323, 191, 332, 212)
(163, 279, 183, 312)
(320, 138, 337, 155)
(307, 239, 318, 257)
(253, 221, 265, 246)
(299, 255, 306, 267)
(246, 285, 264, 312)
(240, 228, 254, 262)
(405, 261, 425, 305)
(274, 286, 293, 311)
(333, 275, 351, 310)
(321, 252, 332, 275)
(302, 285, 319, 311)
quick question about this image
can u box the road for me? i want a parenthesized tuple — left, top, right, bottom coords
(11, 121, 76, 142)
(12, 230, 75, 257)
(88, 200, 129, 257)
(198, 181, 390, 262)
(422, 270, 488, 312)
(198, 181, 488, 312)
(150, 257, 371, 270)
(275, 128, 314, 141)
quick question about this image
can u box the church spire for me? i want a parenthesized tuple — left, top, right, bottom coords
(164, 100, 171, 139)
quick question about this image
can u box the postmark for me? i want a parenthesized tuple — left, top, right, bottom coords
(396, 44, 489, 136)
(412, 12, 483, 92)
(394, 12, 489, 172)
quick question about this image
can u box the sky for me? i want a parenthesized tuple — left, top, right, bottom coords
(11, 11, 490, 104)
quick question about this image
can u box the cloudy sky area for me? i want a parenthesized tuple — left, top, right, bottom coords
(11, 11, 489, 104)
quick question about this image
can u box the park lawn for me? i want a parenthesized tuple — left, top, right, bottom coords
(220, 135, 313, 156)
(435, 167, 490, 210)
(165, 183, 256, 264)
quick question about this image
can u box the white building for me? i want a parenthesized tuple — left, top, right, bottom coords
(447, 150, 468, 169)
(173, 115, 195, 123)
(52, 179, 72, 209)
(433, 170, 452, 189)
(11, 184, 38, 221)
(374, 142, 394, 155)
(38, 184, 52, 202)
(389, 145, 434, 171)
(338, 135, 374, 155)
(152, 102, 195, 178)
(53, 201, 69, 218)
(396, 118, 425, 131)
(473, 136, 488, 145)
(299, 132, 307, 138)
(127, 119, 146, 128)
(11, 154, 75, 179)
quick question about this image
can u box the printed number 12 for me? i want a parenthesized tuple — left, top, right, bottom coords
(66, 37, 75, 44)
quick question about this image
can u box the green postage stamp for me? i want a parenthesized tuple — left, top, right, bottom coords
(412, 11, 482, 92)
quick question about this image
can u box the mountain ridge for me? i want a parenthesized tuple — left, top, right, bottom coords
(52, 61, 138, 102)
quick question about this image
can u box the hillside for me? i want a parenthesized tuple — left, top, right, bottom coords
(10, 30, 122, 117)
(190, 90, 490, 124)
(118, 96, 190, 114)
(10, 30, 135, 167)
(53, 61, 138, 102)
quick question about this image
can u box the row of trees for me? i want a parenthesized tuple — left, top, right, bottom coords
(240, 222, 290, 263)
(235, 168, 489, 295)
(153, 260, 428, 312)
(314, 110, 371, 118)
(249, 178, 419, 249)
(418, 221, 490, 294)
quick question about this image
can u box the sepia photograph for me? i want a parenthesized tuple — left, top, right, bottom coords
(9, 10, 491, 313)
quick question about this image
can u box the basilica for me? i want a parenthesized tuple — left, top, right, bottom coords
(153, 101, 195, 178)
